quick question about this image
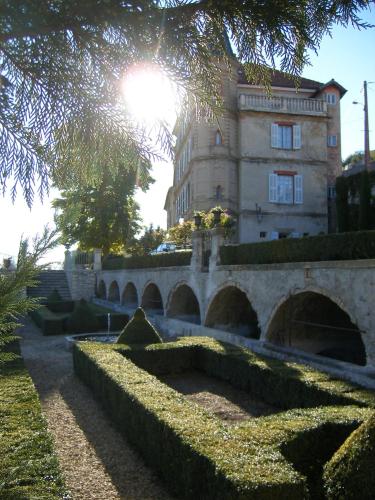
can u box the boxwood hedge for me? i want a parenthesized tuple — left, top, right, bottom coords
(220, 230, 375, 266)
(74, 337, 375, 499)
(102, 250, 192, 270)
(0, 347, 68, 498)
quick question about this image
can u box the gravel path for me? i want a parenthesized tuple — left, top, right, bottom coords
(18, 318, 172, 500)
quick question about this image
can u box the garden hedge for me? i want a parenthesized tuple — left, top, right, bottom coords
(74, 338, 375, 499)
(102, 250, 192, 270)
(46, 300, 75, 313)
(0, 347, 67, 498)
(29, 306, 68, 335)
(220, 230, 375, 266)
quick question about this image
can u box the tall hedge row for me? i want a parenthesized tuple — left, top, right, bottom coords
(102, 250, 192, 270)
(220, 230, 375, 266)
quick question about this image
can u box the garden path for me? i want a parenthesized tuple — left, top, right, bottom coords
(18, 318, 172, 500)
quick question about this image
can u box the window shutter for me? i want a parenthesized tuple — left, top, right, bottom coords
(293, 125, 301, 149)
(269, 173, 278, 202)
(271, 123, 279, 148)
(294, 175, 303, 204)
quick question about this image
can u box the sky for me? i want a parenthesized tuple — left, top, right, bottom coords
(0, 7, 374, 264)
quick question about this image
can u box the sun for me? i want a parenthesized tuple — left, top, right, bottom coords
(121, 63, 179, 126)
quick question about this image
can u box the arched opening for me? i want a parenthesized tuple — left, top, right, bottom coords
(122, 282, 138, 307)
(267, 292, 366, 366)
(205, 286, 260, 338)
(97, 280, 106, 299)
(108, 281, 120, 303)
(215, 129, 223, 145)
(141, 283, 163, 315)
(167, 284, 201, 324)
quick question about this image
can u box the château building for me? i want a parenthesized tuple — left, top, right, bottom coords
(164, 63, 346, 242)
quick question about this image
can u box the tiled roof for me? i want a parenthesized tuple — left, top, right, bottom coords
(238, 67, 346, 96)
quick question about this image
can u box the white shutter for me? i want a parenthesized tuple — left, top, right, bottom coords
(270, 231, 279, 240)
(293, 125, 301, 149)
(271, 123, 279, 148)
(294, 175, 303, 204)
(269, 173, 278, 202)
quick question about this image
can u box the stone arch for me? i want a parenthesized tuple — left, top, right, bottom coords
(122, 282, 138, 307)
(167, 282, 201, 324)
(108, 280, 120, 303)
(205, 284, 260, 338)
(266, 290, 366, 366)
(141, 282, 164, 315)
(97, 279, 106, 299)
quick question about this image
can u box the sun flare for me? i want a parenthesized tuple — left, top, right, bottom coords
(122, 64, 179, 126)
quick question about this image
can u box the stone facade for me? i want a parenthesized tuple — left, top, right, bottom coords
(166, 65, 345, 242)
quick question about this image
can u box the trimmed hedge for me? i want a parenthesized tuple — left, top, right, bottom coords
(117, 308, 162, 345)
(0, 348, 67, 498)
(74, 338, 375, 499)
(47, 300, 75, 313)
(323, 412, 375, 499)
(220, 230, 375, 266)
(30, 302, 128, 335)
(66, 299, 101, 334)
(102, 250, 192, 270)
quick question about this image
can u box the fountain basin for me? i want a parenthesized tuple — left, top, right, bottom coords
(65, 332, 120, 351)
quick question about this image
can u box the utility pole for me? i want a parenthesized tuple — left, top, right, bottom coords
(364, 80, 370, 171)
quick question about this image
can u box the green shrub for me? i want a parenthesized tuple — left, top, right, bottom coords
(73, 340, 374, 499)
(323, 412, 375, 499)
(102, 250, 192, 270)
(29, 306, 68, 335)
(47, 288, 62, 302)
(47, 300, 75, 313)
(66, 299, 100, 334)
(0, 348, 67, 498)
(116, 308, 161, 344)
(220, 230, 375, 265)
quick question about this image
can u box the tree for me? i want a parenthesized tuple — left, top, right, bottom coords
(0, 226, 59, 360)
(167, 220, 194, 247)
(343, 150, 375, 167)
(1, 1, 371, 204)
(53, 166, 151, 256)
(127, 224, 167, 256)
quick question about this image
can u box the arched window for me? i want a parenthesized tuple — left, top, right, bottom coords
(215, 185, 223, 201)
(215, 130, 223, 145)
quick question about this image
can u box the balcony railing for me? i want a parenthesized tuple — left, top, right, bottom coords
(239, 94, 327, 115)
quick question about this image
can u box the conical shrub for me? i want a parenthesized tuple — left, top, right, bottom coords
(67, 299, 100, 333)
(47, 288, 62, 302)
(116, 307, 162, 345)
(323, 413, 375, 499)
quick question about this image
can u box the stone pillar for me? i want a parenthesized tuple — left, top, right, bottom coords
(191, 230, 204, 272)
(209, 227, 226, 270)
(93, 249, 102, 271)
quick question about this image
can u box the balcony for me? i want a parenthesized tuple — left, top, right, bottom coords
(239, 94, 327, 116)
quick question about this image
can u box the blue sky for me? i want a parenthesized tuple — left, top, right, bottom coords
(0, 8, 374, 262)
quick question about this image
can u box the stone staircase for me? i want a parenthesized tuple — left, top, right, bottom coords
(27, 270, 72, 303)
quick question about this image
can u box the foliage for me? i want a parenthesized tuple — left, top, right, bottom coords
(117, 307, 162, 345)
(0, 351, 68, 498)
(127, 224, 167, 256)
(66, 299, 100, 334)
(73, 337, 375, 499)
(323, 413, 375, 499)
(335, 172, 375, 232)
(167, 220, 194, 247)
(220, 231, 375, 266)
(102, 250, 192, 270)
(343, 149, 375, 167)
(47, 288, 62, 303)
(359, 170, 371, 230)
(0, 1, 371, 204)
(0, 226, 59, 354)
(53, 168, 150, 256)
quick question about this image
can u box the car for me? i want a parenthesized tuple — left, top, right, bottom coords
(150, 243, 177, 255)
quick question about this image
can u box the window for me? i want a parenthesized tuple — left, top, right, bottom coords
(327, 186, 336, 199)
(215, 185, 223, 200)
(327, 135, 337, 147)
(326, 93, 337, 105)
(215, 130, 223, 145)
(260, 231, 267, 238)
(271, 123, 301, 149)
(269, 173, 303, 204)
